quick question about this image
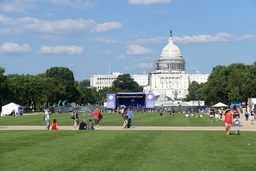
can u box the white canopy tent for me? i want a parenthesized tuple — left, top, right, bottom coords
(212, 102, 228, 108)
(1, 102, 22, 116)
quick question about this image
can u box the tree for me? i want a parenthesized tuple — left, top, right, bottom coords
(77, 87, 103, 105)
(112, 74, 143, 92)
(98, 87, 118, 100)
(199, 63, 256, 105)
(185, 81, 203, 101)
(46, 67, 78, 102)
(0, 68, 9, 106)
(77, 79, 90, 87)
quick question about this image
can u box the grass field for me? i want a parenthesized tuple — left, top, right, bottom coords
(1, 112, 254, 171)
(0, 130, 256, 171)
(0, 112, 224, 126)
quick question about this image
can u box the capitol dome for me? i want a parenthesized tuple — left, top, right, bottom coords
(153, 30, 185, 73)
(160, 37, 182, 58)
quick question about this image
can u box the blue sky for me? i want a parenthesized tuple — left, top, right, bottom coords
(1, 0, 256, 81)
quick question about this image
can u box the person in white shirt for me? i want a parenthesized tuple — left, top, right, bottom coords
(44, 108, 50, 130)
(233, 115, 241, 135)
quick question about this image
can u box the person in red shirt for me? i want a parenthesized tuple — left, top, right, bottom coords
(94, 108, 100, 129)
(51, 119, 58, 130)
(224, 109, 233, 135)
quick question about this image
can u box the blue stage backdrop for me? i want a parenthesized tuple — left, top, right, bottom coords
(106, 92, 154, 109)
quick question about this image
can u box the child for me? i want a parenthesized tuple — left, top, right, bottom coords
(51, 119, 58, 130)
(87, 119, 95, 130)
(233, 115, 241, 135)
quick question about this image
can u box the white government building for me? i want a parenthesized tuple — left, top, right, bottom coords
(90, 31, 209, 103)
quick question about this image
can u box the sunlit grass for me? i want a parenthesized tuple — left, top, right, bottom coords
(0, 112, 224, 126)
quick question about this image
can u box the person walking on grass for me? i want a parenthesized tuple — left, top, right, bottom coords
(224, 109, 233, 135)
(233, 115, 241, 135)
(250, 108, 255, 125)
(73, 108, 79, 130)
(122, 108, 128, 129)
(94, 108, 101, 129)
(215, 109, 220, 121)
(244, 109, 249, 121)
(127, 108, 134, 128)
(44, 108, 50, 130)
(209, 109, 214, 121)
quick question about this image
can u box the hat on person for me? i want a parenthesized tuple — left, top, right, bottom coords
(83, 119, 86, 122)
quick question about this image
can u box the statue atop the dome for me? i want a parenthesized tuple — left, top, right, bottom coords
(170, 30, 172, 37)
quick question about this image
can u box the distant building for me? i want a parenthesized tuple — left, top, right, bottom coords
(90, 31, 209, 101)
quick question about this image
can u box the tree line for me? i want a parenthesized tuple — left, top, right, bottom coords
(2, 62, 254, 110)
(0, 67, 142, 110)
(185, 62, 256, 106)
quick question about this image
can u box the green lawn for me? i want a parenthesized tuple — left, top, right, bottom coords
(0, 112, 224, 126)
(0, 130, 255, 171)
(0, 112, 254, 171)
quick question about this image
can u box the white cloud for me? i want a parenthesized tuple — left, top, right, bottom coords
(0, 15, 122, 38)
(174, 32, 234, 43)
(128, 0, 171, 5)
(0, 4, 28, 14)
(124, 63, 152, 71)
(129, 33, 256, 45)
(87, 37, 119, 43)
(126, 44, 154, 55)
(0, 0, 37, 14)
(91, 21, 123, 33)
(0, 42, 31, 54)
(40, 45, 84, 55)
(116, 55, 126, 60)
(235, 34, 256, 41)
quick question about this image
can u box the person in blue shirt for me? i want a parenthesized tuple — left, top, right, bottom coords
(233, 115, 241, 135)
(127, 108, 134, 128)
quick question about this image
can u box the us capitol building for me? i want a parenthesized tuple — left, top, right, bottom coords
(90, 31, 209, 103)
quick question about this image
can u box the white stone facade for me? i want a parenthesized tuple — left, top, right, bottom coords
(90, 31, 209, 100)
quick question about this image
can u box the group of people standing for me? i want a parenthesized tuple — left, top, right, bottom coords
(44, 108, 101, 130)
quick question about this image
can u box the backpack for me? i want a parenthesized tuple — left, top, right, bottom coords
(99, 114, 103, 120)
